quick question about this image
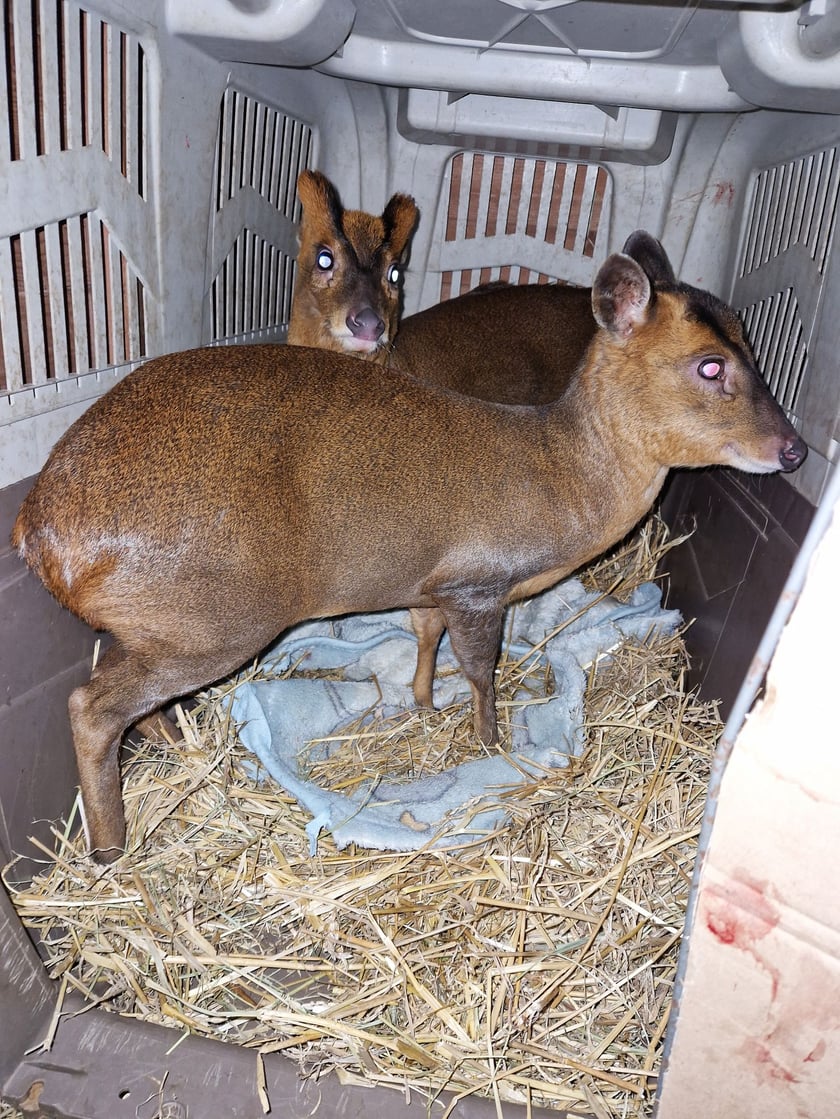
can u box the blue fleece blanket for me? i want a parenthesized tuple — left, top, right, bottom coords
(228, 579, 680, 853)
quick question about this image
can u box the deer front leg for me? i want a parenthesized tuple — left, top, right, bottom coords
(409, 606, 447, 709)
(432, 591, 506, 746)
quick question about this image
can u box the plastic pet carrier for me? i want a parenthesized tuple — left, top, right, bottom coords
(2, 2, 839, 1117)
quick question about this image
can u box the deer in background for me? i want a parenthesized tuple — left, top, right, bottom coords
(287, 169, 596, 400)
(287, 169, 418, 360)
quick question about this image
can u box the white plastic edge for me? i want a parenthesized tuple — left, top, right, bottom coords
(735, 5, 840, 90)
(165, 0, 356, 66)
(315, 34, 752, 113)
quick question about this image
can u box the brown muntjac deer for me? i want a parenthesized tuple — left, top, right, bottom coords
(13, 232, 806, 862)
(287, 169, 418, 359)
(287, 167, 594, 397)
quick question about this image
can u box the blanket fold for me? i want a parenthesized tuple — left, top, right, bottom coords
(229, 578, 680, 853)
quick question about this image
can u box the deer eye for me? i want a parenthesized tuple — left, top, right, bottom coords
(387, 263, 401, 285)
(316, 248, 334, 272)
(698, 357, 725, 380)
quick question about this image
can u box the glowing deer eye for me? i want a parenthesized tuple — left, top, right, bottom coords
(316, 248, 334, 271)
(387, 263, 401, 284)
(698, 357, 725, 380)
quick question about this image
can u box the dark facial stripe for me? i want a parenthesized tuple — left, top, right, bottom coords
(339, 224, 386, 273)
(672, 282, 757, 370)
(323, 179, 349, 244)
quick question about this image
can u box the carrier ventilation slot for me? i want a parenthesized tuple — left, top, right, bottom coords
(741, 288, 807, 418)
(0, 214, 147, 393)
(2, 0, 147, 195)
(739, 146, 840, 278)
(214, 87, 313, 219)
(211, 229, 295, 343)
(440, 153, 609, 300)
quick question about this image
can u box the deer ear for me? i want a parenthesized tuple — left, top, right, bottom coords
(592, 254, 652, 338)
(383, 193, 419, 260)
(296, 170, 344, 235)
(622, 230, 676, 285)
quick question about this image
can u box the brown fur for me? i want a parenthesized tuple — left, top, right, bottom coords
(13, 235, 806, 861)
(290, 170, 596, 397)
(390, 282, 597, 403)
(287, 170, 418, 360)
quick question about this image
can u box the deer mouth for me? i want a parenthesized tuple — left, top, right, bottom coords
(339, 333, 384, 354)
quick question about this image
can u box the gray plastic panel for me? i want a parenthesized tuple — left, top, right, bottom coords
(659, 468, 814, 716)
(0, 480, 97, 873)
(4, 992, 558, 1119)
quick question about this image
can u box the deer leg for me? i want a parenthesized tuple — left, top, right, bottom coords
(133, 711, 182, 742)
(69, 644, 153, 861)
(68, 642, 229, 862)
(432, 592, 506, 747)
(409, 606, 447, 709)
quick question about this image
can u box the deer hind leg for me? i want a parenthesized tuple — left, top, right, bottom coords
(432, 593, 506, 747)
(133, 711, 182, 742)
(410, 606, 447, 709)
(68, 641, 231, 863)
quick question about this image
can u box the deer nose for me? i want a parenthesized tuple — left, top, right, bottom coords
(347, 308, 385, 342)
(779, 435, 807, 472)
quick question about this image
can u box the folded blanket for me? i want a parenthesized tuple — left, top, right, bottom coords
(229, 579, 681, 853)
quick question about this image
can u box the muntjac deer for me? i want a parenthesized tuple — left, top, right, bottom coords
(287, 168, 594, 399)
(14, 232, 806, 861)
(287, 169, 418, 359)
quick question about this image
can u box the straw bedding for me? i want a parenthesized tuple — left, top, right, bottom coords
(5, 516, 720, 1118)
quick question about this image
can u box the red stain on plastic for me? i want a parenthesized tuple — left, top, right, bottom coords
(701, 869, 840, 1103)
(804, 1039, 826, 1064)
(713, 180, 736, 206)
(741, 1038, 800, 1085)
(704, 870, 780, 995)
